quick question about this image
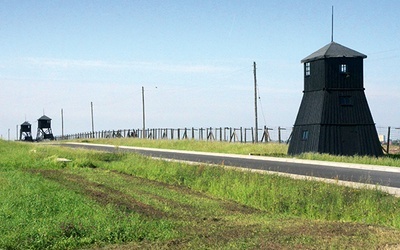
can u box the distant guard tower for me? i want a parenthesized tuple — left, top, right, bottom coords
(288, 41, 383, 156)
(19, 121, 33, 141)
(36, 115, 54, 141)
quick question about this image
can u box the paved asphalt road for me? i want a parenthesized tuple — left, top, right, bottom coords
(61, 142, 400, 195)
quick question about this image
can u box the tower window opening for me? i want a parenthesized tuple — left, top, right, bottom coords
(302, 130, 309, 140)
(340, 64, 347, 73)
(339, 96, 353, 106)
(305, 62, 310, 76)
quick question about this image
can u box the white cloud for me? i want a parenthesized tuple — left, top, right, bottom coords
(21, 57, 235, 74)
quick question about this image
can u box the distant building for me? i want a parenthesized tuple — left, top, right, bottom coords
(288, 41, 383, 156)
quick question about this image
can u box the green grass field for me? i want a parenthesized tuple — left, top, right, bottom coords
(1, 139, 400, 249)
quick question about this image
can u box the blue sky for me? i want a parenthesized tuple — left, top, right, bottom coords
(1, 0, 400, 140)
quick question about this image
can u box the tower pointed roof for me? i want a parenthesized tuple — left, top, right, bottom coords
(38, 115, 52, 121)
(301, 41, 367, 63)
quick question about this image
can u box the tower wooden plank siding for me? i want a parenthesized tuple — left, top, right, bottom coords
(288, 41, 383, 156)
(36, 115, 54, 141)
(19, 121, 33, 141)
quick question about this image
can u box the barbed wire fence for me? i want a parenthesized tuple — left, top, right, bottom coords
(28, 125, 398, 155)
(55, 125, 294, 144)
(55, 126, 400, 144)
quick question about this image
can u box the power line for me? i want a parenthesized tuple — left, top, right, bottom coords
(257, 87, 268, 126)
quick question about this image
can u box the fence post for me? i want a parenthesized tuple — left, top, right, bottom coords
(278, 126, 281, 143)
(387, 126, 391, 154)
(278, 127, 286, 143)
(207, 127, 214, 141)
(183, 128, 188, 139)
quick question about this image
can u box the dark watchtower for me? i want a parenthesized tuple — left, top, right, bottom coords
(36, 115, 54, 141)
(20, 121, 33, 141)
(288, 41, 383, 156)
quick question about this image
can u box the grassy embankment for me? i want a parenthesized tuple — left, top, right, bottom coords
(1, 139, 400, 249)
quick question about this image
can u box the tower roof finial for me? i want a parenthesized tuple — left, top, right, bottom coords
(331, 6, 334, 42)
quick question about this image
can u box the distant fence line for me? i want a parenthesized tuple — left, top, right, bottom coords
(53, 126, 400, 146)
(55, 126, 292, 144)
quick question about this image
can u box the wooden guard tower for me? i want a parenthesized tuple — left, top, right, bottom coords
(36, 115, 54, 141)
(19, 121, 33, 141)
(288, 41, 383, 156)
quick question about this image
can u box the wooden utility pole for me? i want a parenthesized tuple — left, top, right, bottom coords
(253, 62, 258, 143)
(91, 102, 94, 135)
(142, 86, 146, 139)
(61, 108, 64, 138)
